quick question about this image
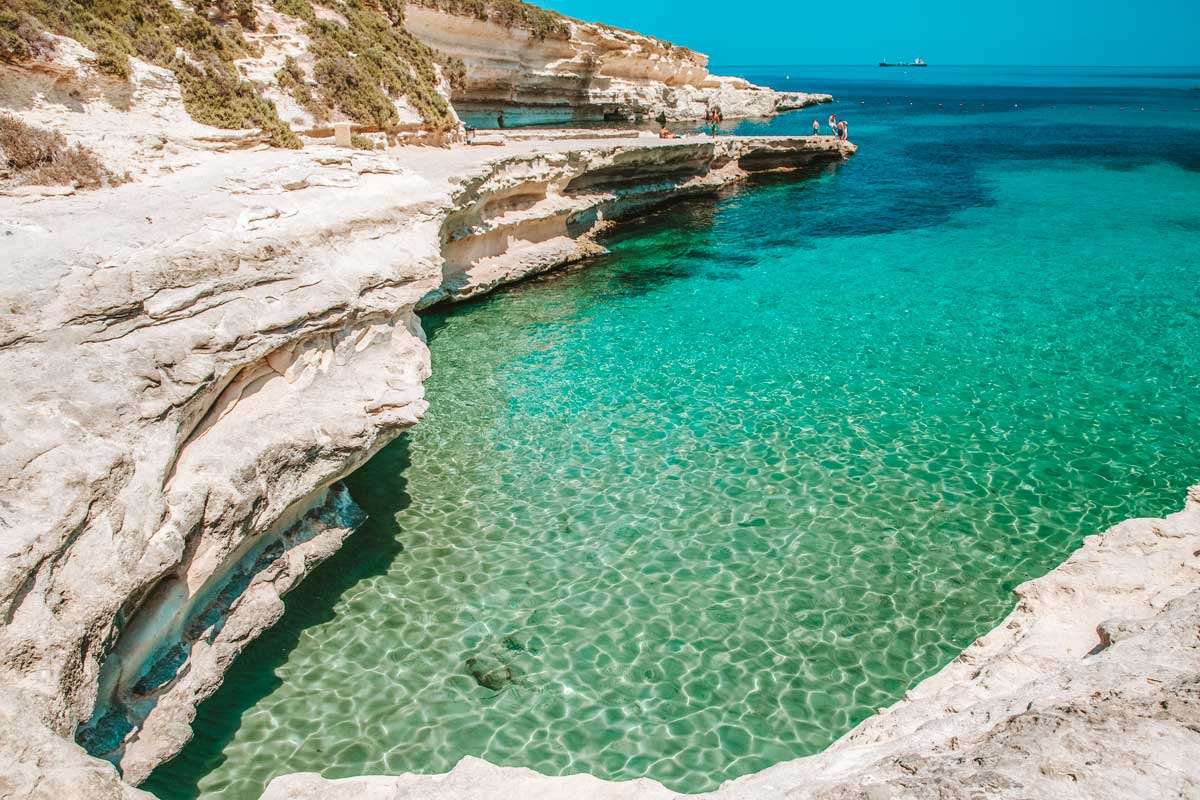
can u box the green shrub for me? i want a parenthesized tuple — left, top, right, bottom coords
(188, 0, 257, 30)
(272, 0, 316, 23)
(443, 55, 467, 92)
(0, 112, 127, 189)
(312, 53, 397, 127)
(350, 132, 380, 149)
(290, 0, 460, 131)
(377, 0, 405, 25)
(91, 38, 130, 78)
(0, 10, 49, 62)
(276, 55, 326, 121)
(176, 59, 301, 148)
(233, 0, 257, 29)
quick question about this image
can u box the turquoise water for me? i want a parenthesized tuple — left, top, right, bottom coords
(146, 67, 1200, 798)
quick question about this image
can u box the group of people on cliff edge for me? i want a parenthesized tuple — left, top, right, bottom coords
(815, 113, 850, 141)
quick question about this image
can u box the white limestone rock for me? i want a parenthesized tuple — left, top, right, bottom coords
(403, 6, 831, 125)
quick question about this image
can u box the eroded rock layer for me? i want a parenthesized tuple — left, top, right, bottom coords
(403, 5, 830, 125)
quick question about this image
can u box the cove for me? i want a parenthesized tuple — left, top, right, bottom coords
(146, 67, 1200, 798)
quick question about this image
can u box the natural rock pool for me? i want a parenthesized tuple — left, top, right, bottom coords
(146, 67, 1200, 798)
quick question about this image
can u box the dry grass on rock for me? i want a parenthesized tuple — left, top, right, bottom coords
(0, 113, 126, 190)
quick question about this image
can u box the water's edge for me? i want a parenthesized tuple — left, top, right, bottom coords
(260, 484, 1200, 798)
(85, 136, 860, 789)
(159, 137, 1200, 796)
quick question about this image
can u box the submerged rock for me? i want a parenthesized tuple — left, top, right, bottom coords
(502, 632, 544, 654)
(467, 631, 546, 690)
(466, 655, 516, 692)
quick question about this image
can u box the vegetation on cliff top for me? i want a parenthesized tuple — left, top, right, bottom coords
(0, 0, 474, 142)
(408, 0, 569, 39)
(0, 0, 583, 143)
(270, 0, 464, 131)
(0, 113, 127, 189)
(0, 0, 301, 147)
(0, 0, 703, 145)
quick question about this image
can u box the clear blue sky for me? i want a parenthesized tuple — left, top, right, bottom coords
(538, 0, 1200, 66)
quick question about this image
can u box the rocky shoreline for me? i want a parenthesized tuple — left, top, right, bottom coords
(5, 121, 1197, 798)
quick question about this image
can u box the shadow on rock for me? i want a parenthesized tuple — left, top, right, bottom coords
(140, 436, 416, 800)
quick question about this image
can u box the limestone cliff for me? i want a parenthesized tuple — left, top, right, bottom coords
(0, 5, 855, 791)
(403, 4, 830, 126)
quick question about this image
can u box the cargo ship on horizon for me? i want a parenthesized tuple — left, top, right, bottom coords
(879, 57, 928, 67)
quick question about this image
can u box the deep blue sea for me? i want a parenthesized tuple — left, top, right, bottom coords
(145, 66, 1200, 799)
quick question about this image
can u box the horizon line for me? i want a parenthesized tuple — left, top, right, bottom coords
(712, 63, 1200, 69)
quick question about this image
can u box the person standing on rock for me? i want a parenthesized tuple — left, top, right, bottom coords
(497, 108, 505, 129)
(813, 119, 820, 136)
(839, 119, 849, 141)
(828, 112, 838, 136)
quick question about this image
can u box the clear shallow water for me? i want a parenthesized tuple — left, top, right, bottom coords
(146, 67, 1200, 799)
